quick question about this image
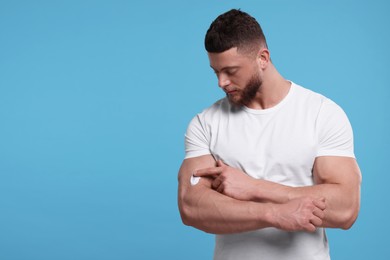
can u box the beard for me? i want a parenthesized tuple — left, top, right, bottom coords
(227, 73, 262, 107)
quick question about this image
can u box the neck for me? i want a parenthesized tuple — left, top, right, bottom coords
(246, 64, 291, 110)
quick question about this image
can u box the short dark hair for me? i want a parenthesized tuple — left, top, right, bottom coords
(205, 9, 268, 54)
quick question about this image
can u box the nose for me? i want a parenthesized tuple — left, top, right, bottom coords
(217, 74, 231, 89)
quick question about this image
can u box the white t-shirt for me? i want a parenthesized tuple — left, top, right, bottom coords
(184, 82, 355, 260)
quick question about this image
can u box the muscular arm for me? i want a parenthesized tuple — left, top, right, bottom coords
(196, 156, 361, 230)
(178, 155, 325, 234)
(286, 156, 361, 229)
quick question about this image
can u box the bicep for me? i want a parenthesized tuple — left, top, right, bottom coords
(178, 154, 216, 190)
(313, 156, 362, 228)
(313, 156, 361, 187)
(177, 155, 216, 222)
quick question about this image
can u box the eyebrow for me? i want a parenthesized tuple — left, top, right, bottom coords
(210, 65, 240, 73)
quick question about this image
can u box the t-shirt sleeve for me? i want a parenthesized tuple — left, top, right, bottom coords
(316, 99, 355, 158)
(184, 114, 211, 159)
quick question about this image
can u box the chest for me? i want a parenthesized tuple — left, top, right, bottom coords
(209, 110, 317, 185)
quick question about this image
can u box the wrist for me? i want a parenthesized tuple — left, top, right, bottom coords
(264, 203, 279, 229)
(252, 179, 291, 203)
(278, 185, 292, 203)
(249, 179, 264, 201)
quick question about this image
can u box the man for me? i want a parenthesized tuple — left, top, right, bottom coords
(177, 9, 361, 260)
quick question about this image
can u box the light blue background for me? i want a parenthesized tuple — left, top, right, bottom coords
(0, 0, 388, 259)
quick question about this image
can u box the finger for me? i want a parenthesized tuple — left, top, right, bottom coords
(194, 167, 222, 177)
(217, 184, 224, 193)
(310, 215, 323, 227)
(313, 198, 326, 210)
(312, 208, 325, 220)
(305, 223, 316, 232)
(212, 178, 222, 189)
(217, 160, 226, 167)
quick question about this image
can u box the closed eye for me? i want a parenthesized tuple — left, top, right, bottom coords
(210, 66, 240, 77)
(225, 68, 238, 76)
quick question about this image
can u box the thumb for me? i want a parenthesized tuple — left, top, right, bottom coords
(217, 160, 226, 167)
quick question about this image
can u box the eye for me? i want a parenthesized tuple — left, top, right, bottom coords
(225, 68, 238, 76)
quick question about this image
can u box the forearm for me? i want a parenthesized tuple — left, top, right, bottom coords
(178, 156, 327, 234)
(286, 183, 359, 229)
(252, 157, 361, 229)
(179, 179, 274, 234)
(178, 156, 274, 234)
(253, 180, 360, 229)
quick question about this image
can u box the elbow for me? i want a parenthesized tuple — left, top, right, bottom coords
(340, 218, 356, 230)
(336, 182, 361, 230)
(177, 183, 218, 234)
(179, 203, 192, 227)
(341, 164, 362, 230)
(178, 193, 196, 227)
(339, 206, 360, 230)
(178, 194, 214, 234)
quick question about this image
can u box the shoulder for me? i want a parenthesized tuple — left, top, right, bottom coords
(192, 97, 231, 123)
(184, 98, 230, 159)
(186, 97, 229, 134)
(291, 82, 344, 116)
(292, 82, 327, 104)
(202, 97, 230, 114)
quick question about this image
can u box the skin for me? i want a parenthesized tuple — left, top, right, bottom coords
(177, 46, 361, 234)
(178, 155, 326, 234)
(195, 158, 361, 229)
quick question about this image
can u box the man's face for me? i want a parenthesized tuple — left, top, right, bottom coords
(208, 47, 261, 107)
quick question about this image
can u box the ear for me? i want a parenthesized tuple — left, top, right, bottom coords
(257, 48, 270, 69)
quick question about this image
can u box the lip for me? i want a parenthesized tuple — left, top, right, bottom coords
(226, 90, 237, 95)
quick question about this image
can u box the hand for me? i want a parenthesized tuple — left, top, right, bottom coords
(272, 197, 326, 232)
(194, 160, 257, 201)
